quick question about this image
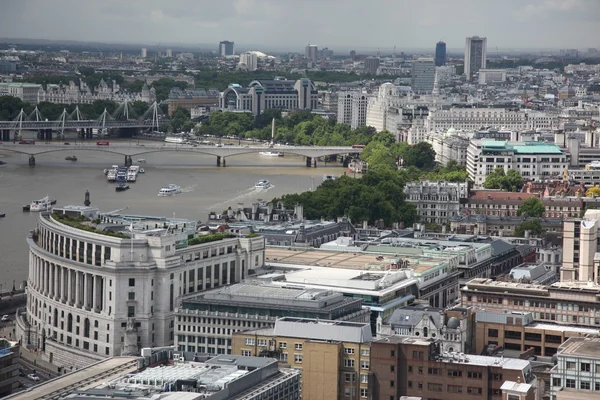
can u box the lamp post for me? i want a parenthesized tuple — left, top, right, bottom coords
(309, 176, 315, 192)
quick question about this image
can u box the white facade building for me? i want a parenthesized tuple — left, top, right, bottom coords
(550, 337, 600, 400)
(16, 206, 265, 370)
(426, 129, 470, 165)
(365, 83, 398, 132)
(467, 140, 570, 187)
(426, 108, 529, 132)
(238, 52, 258, 71)
(338, 91, 369, 129)
(220, 78, 318, 116)
(0, 82, 42, 104)
(464, 36, 487, 80)
(478, 69, 507, 84)
(141, 48, 147, 58)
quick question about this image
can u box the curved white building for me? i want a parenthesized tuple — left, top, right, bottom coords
(16, 206, 265, 369)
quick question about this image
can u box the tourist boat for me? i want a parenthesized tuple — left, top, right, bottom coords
(138, 168, 145, 174)
(323, 174, 336, 181)
(116, 167, 128, 183)
(255, 180, 271, 189)
(158, 184, 182, 196)
(137, 159, 147, 163)
(0, 212, 5, 218)
(65, 155, 77, 161)
(106, 169, 117, 181)
(26, 196, 57, 212)
(165, 136, 185, 144)
(115, 184, 130, 192)
(104, 165, 118, 176)
(259, 151, 284, 157)
(127, 166, 139, 182)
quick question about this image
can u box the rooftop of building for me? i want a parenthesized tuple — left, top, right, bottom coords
(479, 140, 564, 154)
(181, 282, 353, 311)
(229, 219, 339, 235)
(273, 317, 373, 343)
(45, 207, 243, 248)
(464, 277, 600, 295)
(557, 337, 600, 358)
(469, 190, 537, 202)
(261, 265, 418, 297)
(5, 357, 141, 400)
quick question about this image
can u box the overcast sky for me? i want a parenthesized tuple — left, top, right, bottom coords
(0, 0, 598, 52)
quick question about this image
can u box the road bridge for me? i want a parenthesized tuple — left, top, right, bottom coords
(0, 142, 363, 167)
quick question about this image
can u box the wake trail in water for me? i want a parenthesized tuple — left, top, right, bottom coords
(181, 184, 198, 193)
(205, 186, 275, 211)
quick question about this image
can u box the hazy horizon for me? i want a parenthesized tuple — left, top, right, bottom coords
(0, 0, 598, 53)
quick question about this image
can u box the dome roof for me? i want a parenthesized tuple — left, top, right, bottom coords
(446, 127, 457, 135)
(447, 317, 460, 329)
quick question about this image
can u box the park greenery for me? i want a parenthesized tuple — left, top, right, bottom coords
(483, 168, 525, 192)
(517, 197, 545, 218)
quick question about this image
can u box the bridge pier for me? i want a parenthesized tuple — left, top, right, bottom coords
(343, 156, 350, 168)
(124, 156, 132, 166)
(216, 156, 221, 167)
(313, 158, 317, 168)
(1, 129, 9, 141)
(87, 129, 93, 139)
(305, 157, 312, 168)
(28, 155, 35, 166)
(44, 129, 53, 141)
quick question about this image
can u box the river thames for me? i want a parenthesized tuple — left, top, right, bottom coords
(0, 136, 345, 291)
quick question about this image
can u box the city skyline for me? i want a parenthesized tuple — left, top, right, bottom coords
(0, 0, 598, 52)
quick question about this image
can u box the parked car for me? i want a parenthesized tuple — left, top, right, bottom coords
(27, 374, 40, 381)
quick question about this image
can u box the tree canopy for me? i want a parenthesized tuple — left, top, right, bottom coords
(272, 169, 418, 227)
(515, 219, 544, 237)
(517, 197, 545, 218)
(483, 168, 524, 192)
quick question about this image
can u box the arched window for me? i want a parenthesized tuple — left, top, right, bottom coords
(423, 327, 428, 338)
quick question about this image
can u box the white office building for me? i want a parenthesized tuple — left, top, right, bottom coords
(467, 140, 570, 186)
(338, 91, 369, 129)
(141, 48, 147, 58)
(426, 129, 470, 165)
(426, 108, 529, 132)
(464, 36, 487, 80)
(478, 69, 507, 84)
(16, 206, 265, 370)
(238, 52, 258, 71)
(220, 78, 318, 116)
(365, 83, 399, 132)
(551, 337, 600, 400)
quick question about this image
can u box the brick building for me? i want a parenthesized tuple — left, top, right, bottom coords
(370, 336, 536, 400)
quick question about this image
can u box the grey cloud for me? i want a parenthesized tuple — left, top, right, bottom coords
(0, 0, 598, 50)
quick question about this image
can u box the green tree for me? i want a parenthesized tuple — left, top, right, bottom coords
(360, 141, 395, 168)
(399, 142, 436, 169)
(483, 168, 524, 192)
(515, 219, 544, 237)
(517, 197, 545, 218)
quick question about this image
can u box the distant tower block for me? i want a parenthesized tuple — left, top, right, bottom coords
(141, 48, 147, 58)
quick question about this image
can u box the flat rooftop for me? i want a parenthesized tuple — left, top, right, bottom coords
(266, 247, 447, 274)
(273, 317, 373, 343)
(6, 357, 140, 400)
(558, 337, 600, 358)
